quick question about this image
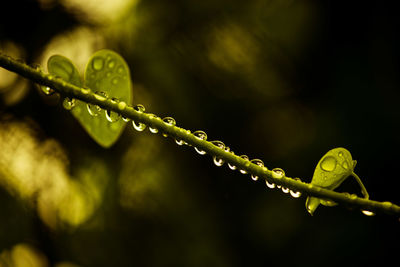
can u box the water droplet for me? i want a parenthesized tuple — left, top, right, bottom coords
(92, 57, 104, 71)
(211, 140, 225, 149)
(106, 72, 112, 77)
(63, 97, 76, 110)
(105, 110, 121, 122)
(213, 157, 224, 167)
(108, 60, 116, 69)
(175, 139, 185, 146)
(110, 97, 119, 104)
(320, 156, 337, 172)
(147, 114, 159, 133)
(338, 151, 343, 157)
(266, 180, 276, 189)
(195, 148, 206, 155)
(122, 117, 131, 122)
(227, 151, 237, 170)
(132, 121, 146, 131)
(162, 117, 176, 137)
(94, 91, 108, 101)
(361, 210, 375, 216)
(289, 178, 302, 198)
(290, 190, 302, 198)
(117, 66, 124, 74)
(342, 161, 349, 170)
(250, 159, 264, 181)
(271, 168, 285, 179)
(111, 77, 119, 85)
(30, 63, 42, 72)
(193, 130, 207, 140)
(239, 155, 249, 174)
(350, 194, 358, 200)
(118, 101, 127, 111)
(81, 87, 91, 94)
(133, 104, 145, 113)
(149, 127, 158, 134)
(210, 141, 225, 166)
(193, 130, 207, 155)
(163, 117, 176, 126)
(41, 86, 55, 95)
(87, 103, 101, 116)
(281, 187, 290, 194)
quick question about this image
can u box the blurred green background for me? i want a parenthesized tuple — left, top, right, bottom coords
(1, 0, 399, 266)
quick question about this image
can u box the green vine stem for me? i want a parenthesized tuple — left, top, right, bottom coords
(1, 51, 399, 217)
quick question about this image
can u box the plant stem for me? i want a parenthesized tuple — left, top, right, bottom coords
(1, 52, 399, 216)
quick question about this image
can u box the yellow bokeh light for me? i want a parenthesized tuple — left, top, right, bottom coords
(0, 118, 108, 229)
(60, 0, 140, 24)
(0, 41, 29, 105)
(207, 23, 259, 73)
(0, 243, 48, 267)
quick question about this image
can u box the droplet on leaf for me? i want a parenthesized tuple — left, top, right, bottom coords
(320, 156, 337, 172)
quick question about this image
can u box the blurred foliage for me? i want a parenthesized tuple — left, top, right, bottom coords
(1, 0, 400, 266)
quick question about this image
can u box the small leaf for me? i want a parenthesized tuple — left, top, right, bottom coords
(305, 147, 355, 215)
(48, 55, 82, 87)
(48, 50, 132, 148)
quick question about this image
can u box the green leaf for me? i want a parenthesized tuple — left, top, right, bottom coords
(305, 147, 355, 215)
(48, 50, 132, 148)
(48, 55, 82, 87)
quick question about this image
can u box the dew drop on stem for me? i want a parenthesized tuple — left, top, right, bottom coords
(271, 168, 285, 179)
(162, 117, 176, 137)
(132, 121, 146, 131)
(162, 117, 176, 126)
(213, 157, 224, 167)
(175, 139, 185, 146)
(289, 178, 302, 198)
(118, 101, 127, 111)
(227, 151, 237, 170)
(211, 141, 225, 167)
(290, 190, 302, 198)
(63, 97, 76, 110)
(361, 210, 375, 216)
(250, 159, 264, 181)
(41, 86, 55, 95)
(94, 91, 108, 101)
(87, 103, 101, 116)
(149, 127, 158, 134)
(266, 180, 276, 189)
(148, 114, 159, 133)
(281, 187, 290, 194)
(80, 87, 91, 95)
(105, 110, 121, 122)
(133, 104, 145, 113)
(193, 130, 207, 155)
(239, 155, 249, 174)
(193, 130, 207, 140)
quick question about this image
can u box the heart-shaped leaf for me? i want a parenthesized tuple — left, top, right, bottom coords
(47, 50, 132, 148)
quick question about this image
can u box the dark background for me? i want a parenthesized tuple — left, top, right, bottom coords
(1, 1, 399, 266)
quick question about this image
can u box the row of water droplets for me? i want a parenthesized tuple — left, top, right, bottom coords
(41, 78, 303, 198)
(26, 65, 396, 216)
(205, 139, 302, 199)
